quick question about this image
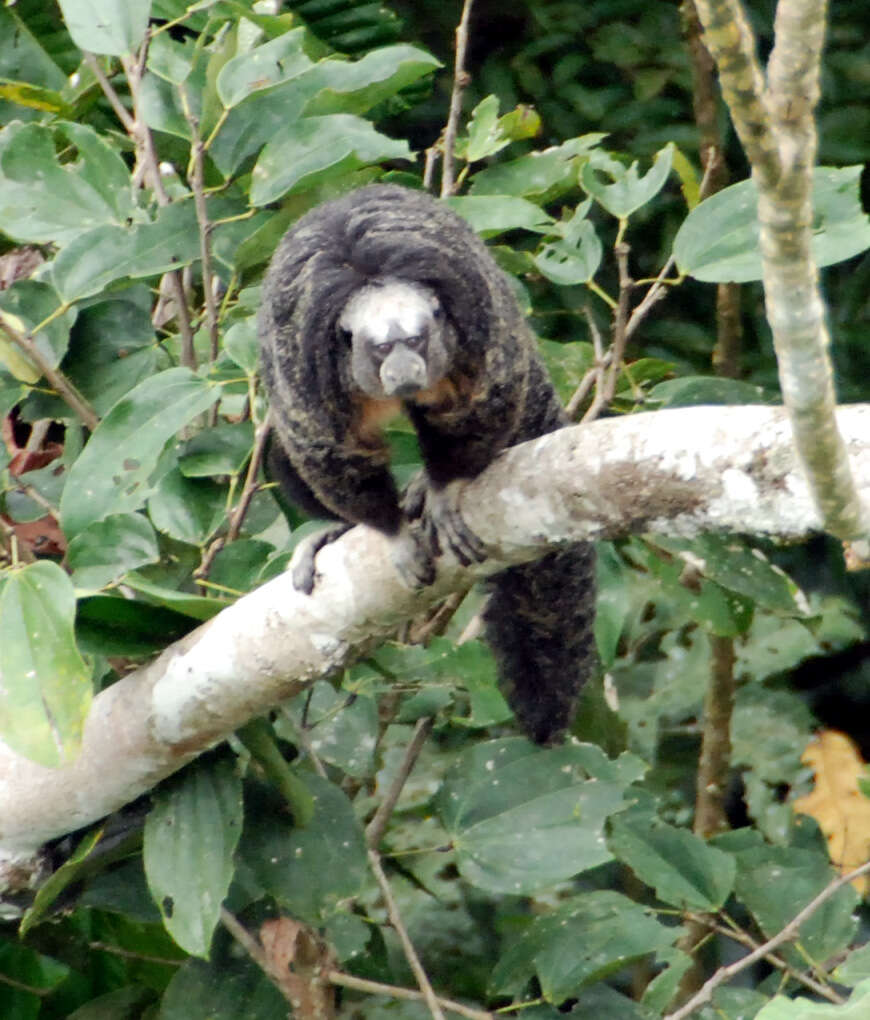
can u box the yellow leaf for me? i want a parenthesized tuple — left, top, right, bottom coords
(793, 730, 870, 895)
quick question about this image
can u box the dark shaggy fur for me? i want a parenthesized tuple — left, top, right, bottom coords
(259, 183, 596, 743)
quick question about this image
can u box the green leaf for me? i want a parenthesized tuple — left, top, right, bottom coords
(67, 512, 160, 591)
(733, 844, 859, 966)
(146, 30, 195, 85)
(148, 469, 227, 545)
(144, 756, 243, 958)
(653, 535, 801, 614)
(50, 201, 204, 302)
(0, 280, 77, 375)
(60, 367, 220, 539)
(57, 0, 152, 56)
(216, 29, 311, 107)
(75, 595, 201, 657)
(464, 95, 518, 162)
(0, 561, 91, 767)
(490, 891, 676, 1002)
(755, 980, 870, 1020)
(0, 121, 135, 244)
(280, 681, 379, 779)
(608, 810, 736, 910)
(650, 376, 773, 407)
(595, 542, 632, 668)
(535, 219, 603, 285)
(238, 775, 367, 923)
(469, 134, 606, 202)
(302, 44, 441, 116)
(19, 828, 103, 936)
(674, 166, 870, 282)
(160, 957, 286, 1020)
(222, 316, 260, 374)
(177, 422, 255, 477)
(436, 738, 643, 894)
(581, 143, 673, 218)
(446, 195, 554, 238)
(250, 114, 412, 206)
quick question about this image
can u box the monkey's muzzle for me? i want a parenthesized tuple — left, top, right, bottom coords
(380, 347, 429, 398)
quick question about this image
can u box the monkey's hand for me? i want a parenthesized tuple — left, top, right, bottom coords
(402, 476, 488, 574)
(290, 522, 353, 594)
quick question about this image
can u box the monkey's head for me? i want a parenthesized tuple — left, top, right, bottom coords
(339, 278, 455, 400)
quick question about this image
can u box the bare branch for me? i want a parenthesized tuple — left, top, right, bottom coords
(667, 859, 870, 1019)
(368, 848, 446, 1020)
(441, 0, 475, 197)
(2, 405, 869, 884)
(0, 316, 98, 431)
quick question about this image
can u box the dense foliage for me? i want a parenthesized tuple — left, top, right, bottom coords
(0, 1, 868, 1017)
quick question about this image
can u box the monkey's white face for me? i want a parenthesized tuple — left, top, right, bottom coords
(340, 278, 453, 399)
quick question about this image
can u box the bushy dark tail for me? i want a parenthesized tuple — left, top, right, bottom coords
(482, 543, 597, 744)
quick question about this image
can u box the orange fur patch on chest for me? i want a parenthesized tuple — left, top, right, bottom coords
(355, 396, 401, 446)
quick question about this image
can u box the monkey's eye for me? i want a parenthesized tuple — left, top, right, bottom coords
(338, 325, 353, 345)
(432, 305, 443, 320)
(372, 340, 394, 359)
(403, 334, 425, 351)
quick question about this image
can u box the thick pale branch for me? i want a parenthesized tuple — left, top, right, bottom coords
(1, 405, 869, 888)
(694, 0, 868, 548)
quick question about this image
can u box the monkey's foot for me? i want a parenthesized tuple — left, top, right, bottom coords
(423, 486, 488, 568)
(391, 520, 436, 590)
(290, 523, 352, 594)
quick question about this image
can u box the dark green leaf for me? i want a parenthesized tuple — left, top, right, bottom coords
(177, 422, 255, 477)
(437, 738, 644, 894)
(160, 956, 286, 1020)
(144, 757, 243, 957)
(238, 775, 366, 923)
(148, 469, 227, 545)
(490, 891, 676, 1002)
(0, 561, 91, 766)
(608, 810, 736, 910)
(60, 367, 220, 538)
(653, 536, 801, 614)
(280, 681, 378, 778)
(75, 595, 200, 656)
(67, 511, 160, 591)
(733, 844, 858, 965)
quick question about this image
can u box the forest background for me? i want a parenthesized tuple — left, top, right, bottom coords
(0, 0, 869, 1018)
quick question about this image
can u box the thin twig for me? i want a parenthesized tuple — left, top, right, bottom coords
(0, 317, 98, 431)
(82, 53, 135, 132)
(567, 306, 608, 419)
(179, 83, 220, 363)
(666, 860, 870, 1019)
(328, 970, 494, 1020)
(684, 914, 844, 1004)
(368, 848, 447, 1020)
(366, 717, 433, 848)
(120, 43, 196, 366)
(441, 0, 475, 198)
(196, 412, 272, 581)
